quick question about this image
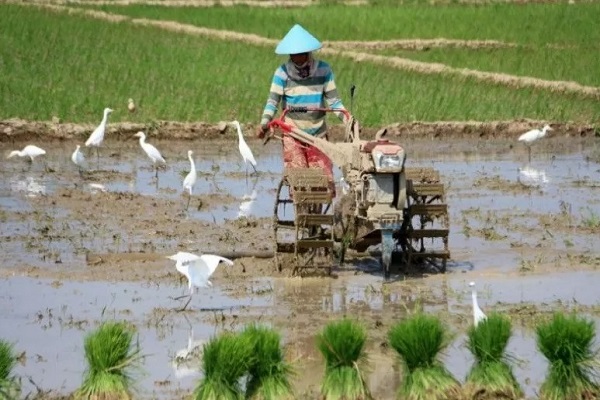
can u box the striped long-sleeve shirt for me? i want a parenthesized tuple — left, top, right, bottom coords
(260, 58, 347, 137)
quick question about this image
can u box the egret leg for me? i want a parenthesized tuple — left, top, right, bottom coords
(96, 147, 100, 165)
(177, 296, 192, 312)
(250, 163, 258, 176)
(185, 193, 191, 211)
(528, 146, 532, 163)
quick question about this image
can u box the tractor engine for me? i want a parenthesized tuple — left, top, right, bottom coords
(346, 139, 407, 223)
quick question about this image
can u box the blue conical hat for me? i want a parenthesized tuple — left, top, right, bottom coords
(275, 24, 322, 55)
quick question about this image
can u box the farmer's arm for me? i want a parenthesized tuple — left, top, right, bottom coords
(260, 67, 286, 129)
(323, 66, 348, 122)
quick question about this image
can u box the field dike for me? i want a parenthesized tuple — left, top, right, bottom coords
(1, 117, 596, 142)
(19, 2, 600, 100)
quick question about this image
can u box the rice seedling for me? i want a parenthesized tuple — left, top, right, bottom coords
(2, 4, 600, 126)
(0, 340, 20, 400)
(240, 324, 294, 400)
(388, 313, 460, 400)
(74, 321, 143, 400)
(316, 318, 371, 400)
(536, 312, 600, 400)
(194, 331, 254, 400)
(464, 312, 522, 399)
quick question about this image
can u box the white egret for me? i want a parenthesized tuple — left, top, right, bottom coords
(183, 150, 197, 211)
(167, 251, 234, 310)
(231, 120, 258, 177)
(7, 145, 46, 162)
(469, 281, 487, 327)
(518, 124, 552, 163)
(7, 145, 47, 171)
(128, 98, 136, 113)
(85, 107, 113, 164)
(71, 145, 86, 176)
(134, 131, 166, 178)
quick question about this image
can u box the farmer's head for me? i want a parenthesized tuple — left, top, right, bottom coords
(275, 24, 322, 67)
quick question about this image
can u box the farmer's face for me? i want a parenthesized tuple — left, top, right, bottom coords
(290, 52, 309, 66)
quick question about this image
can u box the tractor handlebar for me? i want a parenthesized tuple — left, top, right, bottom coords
(263, 107, 352, 145)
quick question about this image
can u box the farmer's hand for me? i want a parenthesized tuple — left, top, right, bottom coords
(256, 125, 269, 139)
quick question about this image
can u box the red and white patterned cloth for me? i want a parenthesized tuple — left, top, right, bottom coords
(282, 135, 336, 198)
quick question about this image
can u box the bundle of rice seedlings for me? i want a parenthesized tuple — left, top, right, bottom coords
(388, 313, 460, 400)
(241, 324, 294, 400)
(464, 312, 522, 399)
(0, 340, 20, 399)
(316, 318, 371, 400)
(194, 331, 254, 400)
(536, 312, 600, 400)
(75, 321, 143, 400)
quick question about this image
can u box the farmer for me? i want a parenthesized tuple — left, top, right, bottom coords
(256, 24, 350, 197)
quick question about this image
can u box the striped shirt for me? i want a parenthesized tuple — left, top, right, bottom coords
(260, 59, 346, 137)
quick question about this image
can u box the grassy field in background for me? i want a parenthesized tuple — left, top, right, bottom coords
(378, 46, 600, 88)
(85, 2, 600, 45)
(1, 4, 599, 125)
(82, 2, 600, 95)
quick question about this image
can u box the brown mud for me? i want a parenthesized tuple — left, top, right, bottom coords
(1, 118, 598, 143)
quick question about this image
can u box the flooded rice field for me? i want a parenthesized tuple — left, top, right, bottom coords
(1, 133, 599, 399)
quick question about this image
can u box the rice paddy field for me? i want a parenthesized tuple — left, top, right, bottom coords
(1, 0, 600, 399)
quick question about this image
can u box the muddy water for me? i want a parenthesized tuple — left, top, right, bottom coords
(1, 135, 599, 399)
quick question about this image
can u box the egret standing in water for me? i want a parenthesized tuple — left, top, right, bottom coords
(7, 145, 46, 163)
(71, 145, 86, 177)
(469, 281, 487, 327)
(85, 107, 113, 164)
(134, 131, 166, 178)
(182, 150, 197, 211)
(231, 120, 257, 178)
(7, 145, 47, 171)
(518, 124, 552, 163)
(167, 251, 234, 311)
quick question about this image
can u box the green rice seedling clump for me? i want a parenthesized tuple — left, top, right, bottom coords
(464, 312, 522, 399)
(75, 321, 143, 400)
(194, 331, 254, 400)
(316, 318, 371, 400)
(0, 340, 20, 400)
(536, 312, 600, 400)
(240, 324, 294, 400)
(388, 313, 460, 400)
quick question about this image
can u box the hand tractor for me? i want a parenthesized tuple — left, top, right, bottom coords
(264, 106, 449, 278)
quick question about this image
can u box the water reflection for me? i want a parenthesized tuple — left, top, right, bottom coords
(238, 179, 258, 219)
(517, 165, 549, 187)
(9, 176, 46, 197)
(171, 318, 205, 380)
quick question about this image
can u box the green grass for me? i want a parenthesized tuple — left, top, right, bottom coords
(316, 319, 371, 400)
(75, 321, 143, 400)
(388, 313, 459, 400)
(240, 324, 294, 400)
(465, 313, 522, 398)
(195, 331, 254, 400)
(378, 46, 600, 88)
(85, 3, 600, 46)
(0, 340, 20, 400)
(536, 312, 600, 400)
(1, 4, 599, 126)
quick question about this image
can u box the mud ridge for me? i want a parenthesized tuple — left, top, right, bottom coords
(27, 3, 600, 100)
(1, 118, 596, 143)
(324, 39, 520, 51)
